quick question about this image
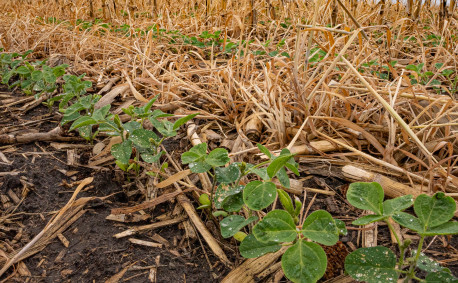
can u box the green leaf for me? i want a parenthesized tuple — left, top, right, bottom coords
(173, 113, 199, 130)
(123, 121, 142, 134)
(335, 219, 347, 236)
(257, 143, 272, 159)
(277, 189, 295, 218)
(189, 161, 212, 173)
(222, 192, 244, 212)
(239, 234, 281, 258)
(253, 210, 297, 243)
(243, 181, 277, 210)
(345, 247, 397, 283)
(414, 193, 456, 229)
(245, 164, 269, 180)
(302, 210, 339, 246)
(423, 221, 458, 236)
(276, 167, 290, 188)
(220, 215, 257, 238)
(205, 148, 230, 167)
(141, 151, 164, 163)
(442, 69, 454, 77)
(425, 271, 458, 283)
(31, 70, 43, 81)
(353, 215, 386, 225)
(267, 153, 294, 179)
(213, 184, 243, 209)
(392, 212, 424, 232)
(435, 63, 444, 69)
(129, 129, 158, 148)
(78, 125, 92, 141)
(15, 65, 30, 75)
(282, 240, 327, 283)
(69, 116, 97, 131)
(215, 163, 240, 184)
(415, 251, 448, 273)
(383, 195, 413, 216)
(181, 143, 207, 164)
(347, 182, 384, 214)
(111, 140, 133, 164)
(92, 104, 111, 121)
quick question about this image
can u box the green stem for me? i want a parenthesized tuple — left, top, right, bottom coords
(244, 160, 270, 175)
(406, 235, 425, 281)
(385, 220, 405, 269)
(209, 167, 217, 210)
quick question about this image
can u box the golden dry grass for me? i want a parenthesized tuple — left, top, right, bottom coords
(0, 0, 457, 194)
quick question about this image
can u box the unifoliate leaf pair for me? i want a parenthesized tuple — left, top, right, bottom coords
(347, 182, 458, 235)
(181, 143, 230, 173)
(239, 210, 345, 283)
(347, 182, 414, 225)
(345, 182, 458, 283)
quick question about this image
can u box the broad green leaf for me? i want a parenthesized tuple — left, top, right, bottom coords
(302, 210, 339, 246)
(383, 195, 413, 216)
(277, 189, 295, 218)
(181, 151, 201, 164)
(282, 240, 327, 283)
(425, 271, 458, 283)
(141, 151, 164, 163)
(220, 215, 257, 238)
(181, 143, 207, 167)
(215, 163, 240, 184)
(129, 129, 158, 148)
(61, 111, 81, 126)
(123, 121, 142, 134)
(353, 215, 386, 225)
(15, 65, 30, 75)
(240, 234, 281, 258)
(392, 212, 424, 232)
(415, 251, 448, 273)
(205, 148, 229, 167)
(276, 167, 290, 188)
(267, 153, 294, 178)
(414, 193, 455, 229)
(243, 181, 277, 210)
(347, 182, 384, 214)
(31, 70, 42, 81)
(423, 221, 458, 236)
(173, 113, 199, 130)
(335, 219, 347, 236)
(78, 125, 92, 141)
(189, 160, 212, 173)
(222, 192, 244, 212)
(213, 184, 243, 209)
(181, 143, 207, 164)
(257, 143, 272, 159)
(69, 116, 97, 131)
(345, 247, 397, 283)
(92, 104, 111, 121)
(253, 210, 297, 243)
(111, 140, 132, 164)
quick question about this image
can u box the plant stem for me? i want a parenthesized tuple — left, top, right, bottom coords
(385, 220, 406, 270)
(406, 235, 425, 281)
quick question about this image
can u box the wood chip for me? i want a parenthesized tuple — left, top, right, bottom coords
(128, 238, 163, 248)
(57, 233, 70, 248)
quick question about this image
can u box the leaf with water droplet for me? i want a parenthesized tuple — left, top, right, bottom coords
(282, 240, 327, 283)
(345, 246, 397, 283)
(239, 234, 281, 258)
(220, 215, 257, 238)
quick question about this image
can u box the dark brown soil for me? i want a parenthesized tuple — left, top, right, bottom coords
(0, 92, 229, 282)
